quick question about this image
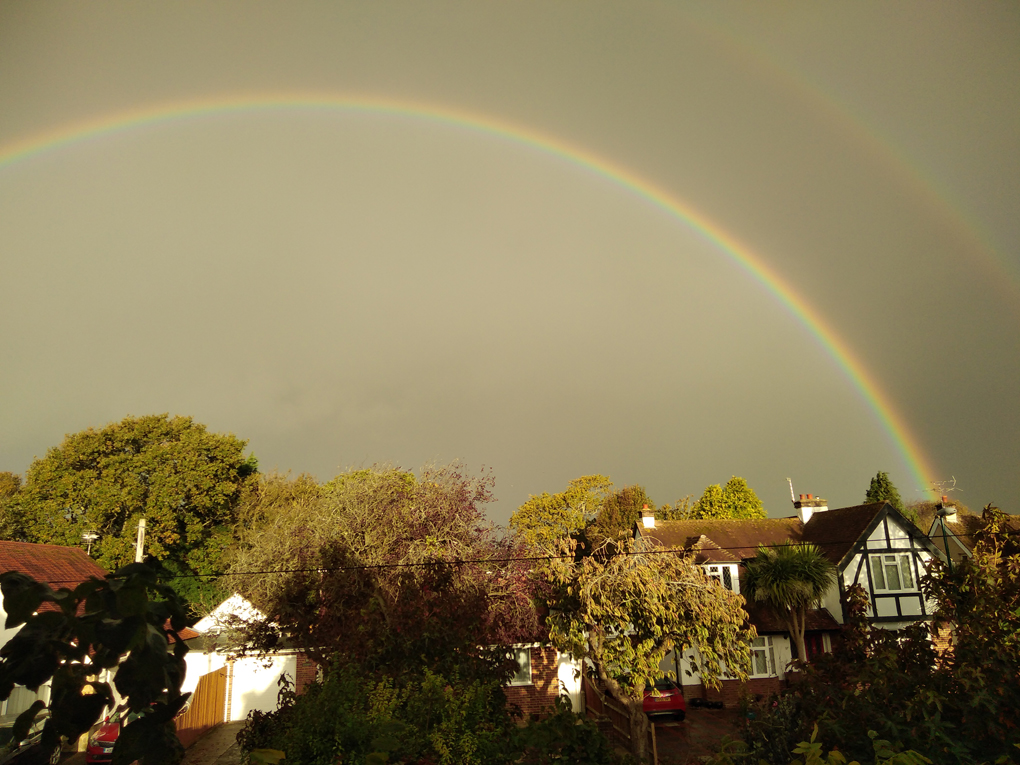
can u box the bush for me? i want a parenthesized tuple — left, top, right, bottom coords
(238, 664, 628, 765)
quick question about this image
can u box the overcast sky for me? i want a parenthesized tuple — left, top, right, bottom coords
(1, 2, 1017, 524)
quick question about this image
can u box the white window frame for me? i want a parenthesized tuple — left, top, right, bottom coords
(703, 564, 739, 594)
(508, 646, 532, 686)
(749, 636, 777, 678)
(870, 553, 916, 592)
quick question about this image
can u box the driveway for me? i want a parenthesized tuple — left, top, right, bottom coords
(654, 707, 745, 764)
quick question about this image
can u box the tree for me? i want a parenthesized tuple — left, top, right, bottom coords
(594, 484, 656, 539)
(688, 477, 767, 520)
(228, 465, 540, 676)
(544, 538, 755, 761)
(0, 472, 24, 541)
(509, 474, 613, 551)
(865, 471, 904, 513)
(741, 543, 836, 663)
(15, 415, 256, 610)
(0, 563, 190, 765)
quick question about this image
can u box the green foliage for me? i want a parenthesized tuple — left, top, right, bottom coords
(14, 414, 255, 611)
(510, 475, 613, 551)
(594, 485, 656, 540)
(544, 537, 754, 760)
(741, 543, 836, 662)
(689, 477, 767, 520)
(742, 505, 1020, 764)
(865, 471, 904, 514)
(710, 725, 930, 765)
(238, 664, 627, 765)
(0, 564, 190, 765)
(0, 472, 24, 541)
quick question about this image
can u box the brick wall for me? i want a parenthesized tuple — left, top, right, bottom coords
(504, 645, 561, 717)
(694, 677, 783, 708)
(295, 653, 319, 695)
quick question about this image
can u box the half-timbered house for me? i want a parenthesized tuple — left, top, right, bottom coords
(634, 496, 945, 707)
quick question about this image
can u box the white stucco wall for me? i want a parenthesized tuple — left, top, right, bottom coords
(228, 654, 297, 722)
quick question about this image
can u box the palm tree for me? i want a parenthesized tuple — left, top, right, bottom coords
(741, 542, 837, 663)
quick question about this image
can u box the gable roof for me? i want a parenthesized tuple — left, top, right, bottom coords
(0, 540, 106, 589)
(800, 503, 887, 565)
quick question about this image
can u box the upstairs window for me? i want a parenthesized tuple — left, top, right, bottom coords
(870, 553, 915, 592)
(704, 564, 737, 593)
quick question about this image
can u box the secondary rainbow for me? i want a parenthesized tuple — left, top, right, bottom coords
(0, 92, 936, 490)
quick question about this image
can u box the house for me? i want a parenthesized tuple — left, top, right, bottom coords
(634, 495, 946, 706)
(183, 594, 318, 724)
(0, 541, 107, 718)
(503, 643, 583, 716)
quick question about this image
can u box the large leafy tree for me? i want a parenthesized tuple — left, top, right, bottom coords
(509, 474, 613, 551)
(545, 538, 755, 761)
(14, 415, 256, 609)
(0, 472, 22, 541)
(741, 542, 836, 663)
(688, 476, 767, 520)
(228, 465, 540, 676)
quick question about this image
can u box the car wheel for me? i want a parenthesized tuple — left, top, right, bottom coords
(674, 710, 686, 722)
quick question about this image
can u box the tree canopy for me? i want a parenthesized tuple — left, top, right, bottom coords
(228, 465, 540, 676)
(509, 474, 613, 550)
(688, 476, 767, 520)
(544, 537, 754, 760)
(10, 414, 256, 609)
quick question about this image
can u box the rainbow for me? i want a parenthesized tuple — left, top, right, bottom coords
(0, 93, 936, 490)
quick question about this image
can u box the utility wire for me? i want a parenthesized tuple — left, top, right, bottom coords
(37, 534, 939, 584)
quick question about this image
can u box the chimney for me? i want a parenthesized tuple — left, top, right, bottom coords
(793, 493, 828, 524)
(641, 504, 655, 530)
(937, 495, 958, 524)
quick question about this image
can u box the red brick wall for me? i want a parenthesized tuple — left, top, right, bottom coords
(694, 677, 783, 708)
(504, 646, 560, 717)
(294, 653, 319, 695)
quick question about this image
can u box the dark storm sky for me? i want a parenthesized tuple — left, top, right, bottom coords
(1, 2, 1017, 523)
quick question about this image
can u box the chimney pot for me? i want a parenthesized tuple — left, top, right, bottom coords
(807, 493, 813, 500)
(942, 495, 948, 504)
(799, 494, 805, 501)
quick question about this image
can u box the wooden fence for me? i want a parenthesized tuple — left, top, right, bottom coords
(175, 667, 227, 748)
(583, 675, 657, 764)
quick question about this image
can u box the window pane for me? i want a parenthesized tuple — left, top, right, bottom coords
(752, 637, 765, 648)
(871, 556, 886, 590)
(899, 556, 914, 589)
(753, 650, 767, 675)
(767, 644, 775, 675)
(510, 648, 531, 685)
(885, 558, 901, 590)
(722, 567, 733, 591)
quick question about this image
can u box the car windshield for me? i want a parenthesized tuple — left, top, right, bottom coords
(652, 678, 675, 691)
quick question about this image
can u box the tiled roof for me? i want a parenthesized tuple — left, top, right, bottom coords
(0, 540, 107, 589)
(639, 518, 803, 561)
(744, 602, 841, 634)
(800, 503, 886, 565)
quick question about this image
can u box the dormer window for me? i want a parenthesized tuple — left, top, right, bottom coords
(703, 564, 738, 594)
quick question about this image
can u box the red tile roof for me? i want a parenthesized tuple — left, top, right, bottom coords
(743, 602, 841, 633)
(0, 540, 107, 589)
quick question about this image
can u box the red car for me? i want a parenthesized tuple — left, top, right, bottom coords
(642, 677, 686, 721)
(85, 709, 145, 764)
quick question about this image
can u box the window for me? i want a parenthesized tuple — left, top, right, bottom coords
(750, 637, 776, 677)
(870, 554, 915, 591)
(704, 564, 736, 593)
(509, 647, 532, 686)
